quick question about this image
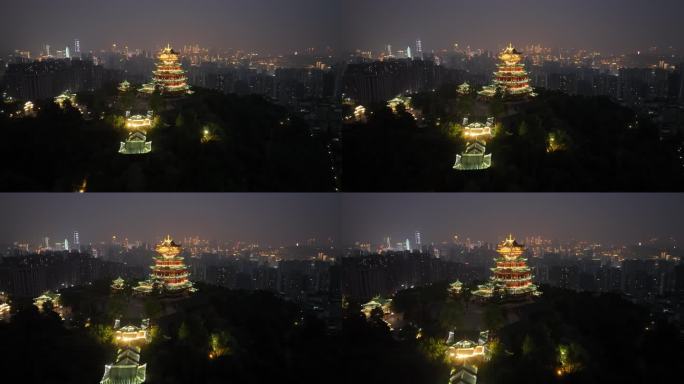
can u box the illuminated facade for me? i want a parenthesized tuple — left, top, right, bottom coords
(453, 141, 492, 171)
(134, 236, 194, 295)
(472, 235, 541, 299)
(479, 44, 536, 98)
(462, 117, 494, 140)
(125, 111, 153, 131)
(152, 45, 191, 95)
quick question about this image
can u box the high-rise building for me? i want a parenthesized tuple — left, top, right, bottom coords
(65, 46, 70, 59)
(73, 231, 79, 249)
(416, 39, 423, 59)
(74, 39, 80, 55)
(406, 46, 412, 59)
(45, 44, 51, 57)
(414, 231, 422, 250)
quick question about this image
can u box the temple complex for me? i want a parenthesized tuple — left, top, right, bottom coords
(479, 44, 536, 98)
(149, 45, 191, 95)
(472, 235, 541, 299)
(100, 319, 150, 384)
(134, 236, 194, 295)
(445, 330, 490, 384)
(119, 111, 153, 155)
(361, 296, 392, 318)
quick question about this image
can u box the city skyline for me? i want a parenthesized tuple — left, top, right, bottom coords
(342, 0, 684, 53)
(0, 0, 340, 55)
(339, 194, 684, 245)
(2, 194, 683, 248)
(0, 193, 340, 246)
(4, 0, 684, 57)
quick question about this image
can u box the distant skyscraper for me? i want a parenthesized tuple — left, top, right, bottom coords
(44, 236, 49, 249)
(65, 46, 70, 59)
(64, 238, 69, 251)
(405, 239, 411, 251)
(416, 39, 423, 59)
(386, 44, 392, 57)
(414, 231, 422, 250)
(45, 44, 51, 57)
(73, 231, 79, 249)
(74, 39, 81, 55)
(406, 46, 412, 59)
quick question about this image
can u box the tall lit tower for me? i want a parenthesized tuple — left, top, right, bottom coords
(151, 45, 191, 95)
(416, 39, 423, 59)
(73, 231, 80, 249)
(472, 235, 541, 299)
(479, 44, 535, 98)
(414, 231, 422, 251)
(74, 39, 80, 55)
(65, 46, 70, 59)
(134, 236, 194, 295)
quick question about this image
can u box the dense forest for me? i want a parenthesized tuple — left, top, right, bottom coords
(0, 283, 679, 383)
(0, 87, 333, 191)
(341, 89, 684, 191)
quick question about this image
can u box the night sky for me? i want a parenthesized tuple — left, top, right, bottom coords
(2, 0, 683, 56)
(1, 194, 682, 247)
(339, 194, 684, 245)
(0, 0, 340, 54)
(0, 194, 340, 246)
(341, 0, 684, 53)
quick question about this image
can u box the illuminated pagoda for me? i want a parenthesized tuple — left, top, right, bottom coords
(472, 235, 541, 299)
(125, 111, 153, 131)
(453, 141, 492, 171)
(457, 81, 471, 95)
(118, 80, 131, 92)
(100, 319, 149, 384)
(134, 236, 194, 295)
(478, 44, 536, 98)
(111, 277, 126, 292)
(151, 45, 191, 95)
(449, 280, 463, 296)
